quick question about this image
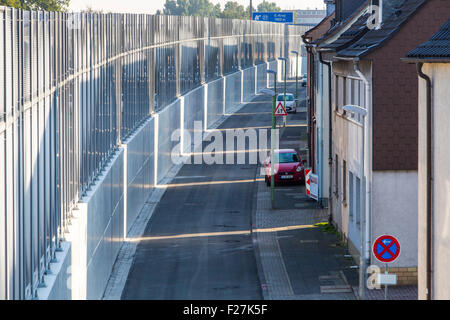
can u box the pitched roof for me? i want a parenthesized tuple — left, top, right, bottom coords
(303, 11, 336, 42)
(313, 0, 370, 46)
(405, 18, 450, 61)
(336, 0, 427, 58)
(319, 11, 371, 51)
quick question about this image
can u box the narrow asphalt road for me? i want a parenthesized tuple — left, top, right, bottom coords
(121, 82, 305, 300)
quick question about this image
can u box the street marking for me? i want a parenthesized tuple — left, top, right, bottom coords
(173, 176, 207, 180)
(125, 224, 316, 242)
(156, 178, 264, 188)
(320, 285, 353, 294)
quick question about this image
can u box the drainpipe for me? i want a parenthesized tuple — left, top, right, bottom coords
(417, 62, 433, 300)
(307, 45, 315, 168)
(319, 52, 333, 222)
(353, 60, 372, 269)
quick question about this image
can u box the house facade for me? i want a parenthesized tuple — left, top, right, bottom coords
(306, 0, 450, 286)
(406, 19, 450, 300)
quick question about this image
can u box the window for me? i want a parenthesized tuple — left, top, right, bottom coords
(335, 154, 339, 197)
(334, 75, 339, 111)
(359, 80, 365, 108)
(349, 79, 355, 118)
(356, 177, 361, 226)
(273, 152, 299, 164)
(336, 75, 345, 113)
(342, 160, 347, 204)
(342, 77, 347, 112)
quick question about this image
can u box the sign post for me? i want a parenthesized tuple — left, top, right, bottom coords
(372, 235, 401, 300)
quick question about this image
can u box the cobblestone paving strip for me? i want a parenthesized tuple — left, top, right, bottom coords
(254, 177, 333, 300)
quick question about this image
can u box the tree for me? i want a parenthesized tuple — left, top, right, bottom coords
(163, 0, 189, 16)
(188, 0, 214, 17)
(221, 1, 246, 19)
(0, 0, 70, 11)
(163, 0, 220, 17)
(244, 4, 254, 19)
(257, 0, 281, 12)
(82, 5, 103, 14)
(211, 4, 222, 18)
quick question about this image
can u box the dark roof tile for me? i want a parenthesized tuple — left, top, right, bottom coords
(337, 0, 427, 58)
(406, 19, 450, 60)
(320, 12, 371, 51)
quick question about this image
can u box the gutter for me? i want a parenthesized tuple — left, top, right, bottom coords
(353, 60, 372, 268)
(416, 62, 433, 300)
(318, 51, 333, 223)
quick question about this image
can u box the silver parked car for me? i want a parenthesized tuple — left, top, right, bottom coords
(277, 93, 296, 114)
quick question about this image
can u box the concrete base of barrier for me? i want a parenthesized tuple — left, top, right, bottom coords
(44, 62, 279, 300)
(123, 118, 155, 235)
(69, 149, 125, 300)
(35, 241, 71, 300)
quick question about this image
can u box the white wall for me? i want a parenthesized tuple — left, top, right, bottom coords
(206, 78, 224, 128)
(332, 111, 364, 252)
(256, 62, 269, 92)
(372, 171, 418, 268)
(123, 118, 155, 235)
(243, 67, 256, 101)
(157, 100, 182, 183)
(225, 71, 243, 114)
(70, 149, 125, 300)
(315, 61, 331, 205)
(418, 63, 450, 299)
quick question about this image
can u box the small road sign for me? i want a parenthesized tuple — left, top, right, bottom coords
(373, 235, 401, 263)
(305, 169, 311, 196)
(274, 102, 287, 116)
(304, 169, 318, 201)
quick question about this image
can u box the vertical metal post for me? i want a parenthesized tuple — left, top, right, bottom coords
(359, 115, 366, 300)
(271, 75, 277, 209)
(284, 59, 287, 127)
(295, 53, 298, 103)
(385, 263, 389, 300)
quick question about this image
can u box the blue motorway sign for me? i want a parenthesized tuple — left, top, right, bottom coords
(252, 12, 294, 23)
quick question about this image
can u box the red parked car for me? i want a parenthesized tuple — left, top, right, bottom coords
(264, 149, 306, 186)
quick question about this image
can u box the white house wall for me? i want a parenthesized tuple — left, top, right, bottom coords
(418, 63, 450, 299)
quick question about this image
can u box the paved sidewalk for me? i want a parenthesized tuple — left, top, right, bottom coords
(253, 178, 359, 300)
(354, 286, 418, 300)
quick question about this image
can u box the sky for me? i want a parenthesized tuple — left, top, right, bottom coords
(69, 0, 326, 14)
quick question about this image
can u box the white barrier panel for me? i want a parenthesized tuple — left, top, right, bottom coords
(123, 118, 155, 235)
(243, 67, 256, 101)
(157, 100, 181, 183)
(225, 71, 242, 114)
(206, 77, 224, 128)
(36, 242, 71, 300)
(257, 62, 269, 92)
(183, 85, 205, 149)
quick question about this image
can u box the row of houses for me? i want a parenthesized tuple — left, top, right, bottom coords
(303, 0, 450, 299)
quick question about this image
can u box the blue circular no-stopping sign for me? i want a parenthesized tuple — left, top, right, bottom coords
(373, 235, 401, 263)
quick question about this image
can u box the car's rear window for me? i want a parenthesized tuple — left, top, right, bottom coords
(277, 95, 294, 102)
(273, 153, 299, 163)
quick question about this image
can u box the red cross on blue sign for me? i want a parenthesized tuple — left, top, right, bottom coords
(373, 235, 401, 263)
